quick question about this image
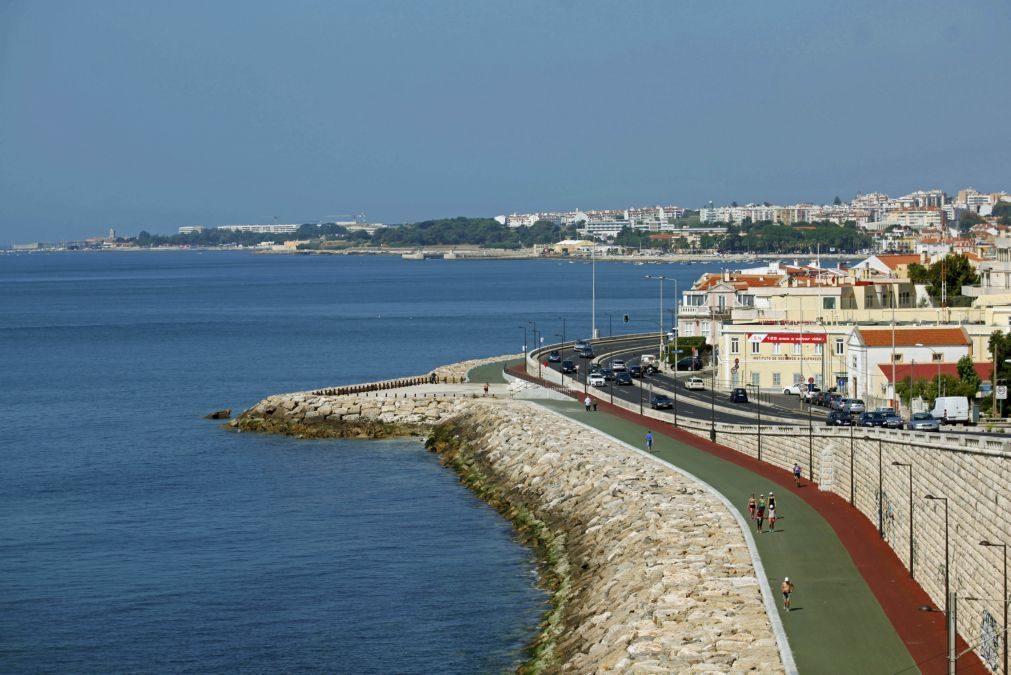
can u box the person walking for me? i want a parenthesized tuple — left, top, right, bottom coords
(768, 503, 777, 532)
(645, 430, 653, 452)
(483, 383, 489, 396)
(793, 463, 802, 487)
(747, 494, 756, 520)
(756, 494, 767, 532)
(768, 492, 777, 516)
(781, 577, 795, 611)
(584, 395, 592, 412)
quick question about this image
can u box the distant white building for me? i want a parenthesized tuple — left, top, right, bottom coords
(217, 223, 300, 234)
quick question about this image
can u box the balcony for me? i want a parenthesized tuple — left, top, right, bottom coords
(731, 307, 787, 322)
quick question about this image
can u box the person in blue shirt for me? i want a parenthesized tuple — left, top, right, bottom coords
(645, 430, 653, 451)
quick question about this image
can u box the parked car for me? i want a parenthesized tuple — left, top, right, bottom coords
(685, 376, 705, 390)
(610, 359, 626, 371)
(783, 383, 804, 395)
(628, 364, 643, 378)
(547, 350, 561, 363)
(650, 394, 674, 410)
(813, 391, 831, 406)
(857, 411, 886, 427)
(883, 412, 904, 429)
(842, 399, 865, 414)
(730, 388, 749, 403)
(908, 411, 940, 432)
(828, 394, 845, 410)
(615, 372, 633, 386)
(560, 360, 577, 374)
(802, 386, 822, 402)
(676, 356, 703, 371)
(588, 373, 606, 387)
(825, 410, 854, 426)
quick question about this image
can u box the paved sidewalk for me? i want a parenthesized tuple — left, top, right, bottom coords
(537, 397, 919, 674)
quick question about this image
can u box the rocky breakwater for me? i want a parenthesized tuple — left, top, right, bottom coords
(232, 392, 784, 673)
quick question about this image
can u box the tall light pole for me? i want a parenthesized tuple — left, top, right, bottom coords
(924, 495, 950, 632)
(891, 294, 897, 412)
(518, 325, 527, 357)
(979, 539, 1008, 675)
(749, 383, 762, 461)
(645, 275, 667, 369)
(710, 368, 717, 442)
(591, 241, 598, 339)
(530, 321, 541, 379)
(892, 461, 914, 578)
(558, 317, 566, 346)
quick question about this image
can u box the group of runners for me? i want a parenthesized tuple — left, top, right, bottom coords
(747, 491, 778, 533)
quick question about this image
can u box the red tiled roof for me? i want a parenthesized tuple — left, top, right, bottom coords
(878, 362, 990, 383)
(875, 254, 921, 269)
(857, 327, 970, 347)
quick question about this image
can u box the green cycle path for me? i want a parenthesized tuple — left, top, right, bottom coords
(536, 397, 917, 674)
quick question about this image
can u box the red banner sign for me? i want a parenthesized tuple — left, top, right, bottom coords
(747, 332, 827, 344)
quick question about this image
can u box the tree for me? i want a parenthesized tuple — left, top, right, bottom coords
(833, 196, 842, 205)
(958, 210, 985, 232)
(957, 354, 981, 390)
(907, 254, 978, 303)
(993, 201, 1011, 225)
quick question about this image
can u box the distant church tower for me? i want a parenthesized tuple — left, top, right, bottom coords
(108, 227, 116, 240)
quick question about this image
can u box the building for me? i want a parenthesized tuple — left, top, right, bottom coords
(217, 223, 300, 234)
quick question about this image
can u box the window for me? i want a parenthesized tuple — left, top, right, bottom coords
(773, 343, 781, 355)
(773, 372, 781, 387)
(835, 339, 844, 356)
(852, 355, 857, 368)
(701, 321, 710, 336)
(892, 353, 903, 362)
(751, 372, 760, 386)
(731, 338, 739, 354)
(793, 342, 802, 355)
(932, 352, 943, 362)
(814, 342, 823, 356)
(822, 297, 836, 310)
(793, 373, 804, 385)
(899, 291, 911, 306)
(751, 340, 760, 354)
(738, 294, 755, 307)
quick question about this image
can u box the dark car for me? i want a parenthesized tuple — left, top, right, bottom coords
(676, 356, 703, 371)
(547, 350, 561, 363)
(600, 368, 615, 381)
(730, 388, 749, 403)
(812, 391, 830, 406)
(883, 412, 904, 429)
(575, 346, 595, 358)
(857, 411, 886, 427)
(615, 372, 633, 386)
(628, 364, 643, 378)
(560, 360, 577, 374)
(825, 410, 854, 426)
(650, 395, 674, 410)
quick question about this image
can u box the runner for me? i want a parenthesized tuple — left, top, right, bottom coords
(768, 503, 777, 532)
(756, 494, 766, 532)
(781, 577, 795, 611)
(793, 463, 802, 487)
(747, 493, 756, 520)
(645, 430, 653, 452)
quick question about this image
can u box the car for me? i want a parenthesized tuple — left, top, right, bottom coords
(825, 410, 854, 426)
(615, 372, 633, 386)
(650, 395, 674, 410)
(574, 339, 590, 350)
(642, 363, 659, 375)
(813, 391, 831, 406)
(575, 346, 595, 358)
(560, 360, 577, 374)
(547, 350, 561, 363)
(883, 412, 904, 429)
(611, 359, 626, 371)
(600, 368, 615, 381)
(843, 399, 865, 414)
(588, 373, 606, 387)
(730, 388, 749, 403)
(685, 376, 705, 390)
(857, 411, 887, 427)
(783, 384, 804, 396)
(628, 365, 643, 378)
(828, 394, 845, 410)
(801, 386, 822, 402)
(676, 356, 703, 371)
(908, 412, 940, 431)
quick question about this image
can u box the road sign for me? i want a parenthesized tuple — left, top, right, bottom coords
(997, 385, 1008, 400)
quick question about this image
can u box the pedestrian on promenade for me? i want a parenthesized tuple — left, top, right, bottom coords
(793, 463, 802, 487)
(768, 504, 777, 532)
(756, 494, 766, 532)
(592, 400, 597, 411)
(584, 396, 592, 412)
(747, 494, 756, 520)
(483, 383, 489, 396)
(646, 430, 653, 452)
(768, 492, 776, 514)
(781, 577, 795, 611)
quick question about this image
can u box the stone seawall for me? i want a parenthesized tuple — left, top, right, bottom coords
(233, 391, 785, 673)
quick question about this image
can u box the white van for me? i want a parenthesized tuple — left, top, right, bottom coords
(930, 396, 972, 425)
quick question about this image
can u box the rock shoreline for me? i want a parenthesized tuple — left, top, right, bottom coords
(232, 391, 784, 673)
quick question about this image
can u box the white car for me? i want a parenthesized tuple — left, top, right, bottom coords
(783, 384, 804, 395)
(588, 373, 606, 387)
(685, 376, 705, 390)
(611, 359, 626, 371)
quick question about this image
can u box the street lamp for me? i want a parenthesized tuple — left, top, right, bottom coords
(530, 321, 541, 379)
(518, 325, 527, 357)
(924, 495, 950, 644)
(749, 383, 762, 460)
(979, 538, 1008, 675)
(892, 461, 914, 578)
(645, 275, 668, 370)
(915, 343, 942, 399)
(558, 317, 566, 347)
(710, 369, 717, 442)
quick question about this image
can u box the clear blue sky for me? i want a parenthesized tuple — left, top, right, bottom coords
(2, 1, 1009, 241)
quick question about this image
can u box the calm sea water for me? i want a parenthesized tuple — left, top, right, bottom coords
(0, 251, 730, 673)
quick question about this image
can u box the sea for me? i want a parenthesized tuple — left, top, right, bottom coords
(0, 251, 744, 673)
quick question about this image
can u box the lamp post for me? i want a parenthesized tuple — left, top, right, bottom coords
(710, 369, 717, 442)
(518, 325, 527, 357)
(530, 321, 540, 379)
(916, 343, 942, 399)
(749, 383, 762, 461)
(849, 423, 855, 506)
(924, 495, 950, 635)
(877, 439, 883, 538)
(558, 317, 566, 346)
(979, 539, 1008, 675)
(645, 275, 667, 370)
(591, 242, 597, 339)
(892, 461, 914, 578)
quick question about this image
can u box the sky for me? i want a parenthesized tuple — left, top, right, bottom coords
(1, 1, 1010, 242)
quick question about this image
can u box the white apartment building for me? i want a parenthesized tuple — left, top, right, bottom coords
(217, 223, 300, 234)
